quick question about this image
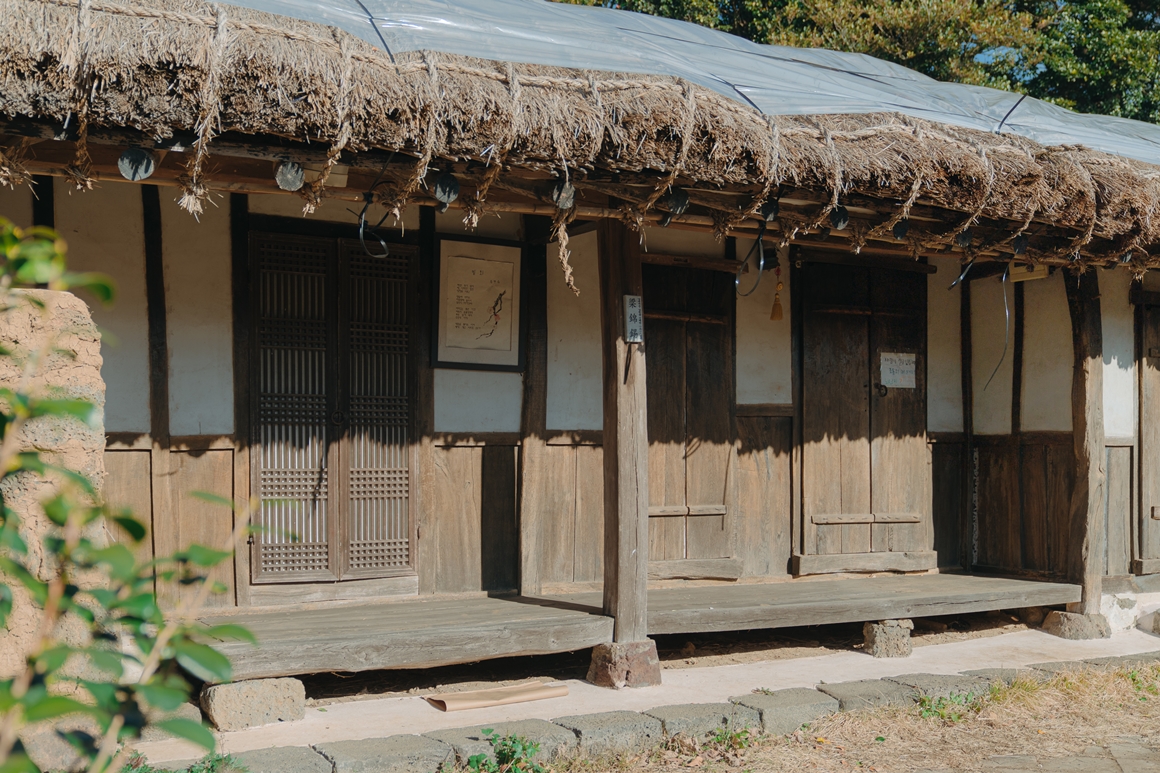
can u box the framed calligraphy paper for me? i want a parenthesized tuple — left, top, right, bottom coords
(435, 238, 525, 370)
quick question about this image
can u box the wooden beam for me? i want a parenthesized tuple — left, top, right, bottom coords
(415, 207, 438, 595)
(648, 558, 743, 581)
(597, 219, 650, 643)
(792, 551, 938, 575)
(519, 215, 551, 596)
(229, 193, 252, 606)
(1064, 269, 1106, 615)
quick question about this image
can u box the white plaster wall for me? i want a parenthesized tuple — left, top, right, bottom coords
(0, 183, 33, 226)
(1102, 270, 1137, 439)
(735, 241, 791, 405)
(162, 196, 234, 436)
(247, 193, 421, 232)
(640, 225, 723, 257)
(434, 369, 523, 432)
(435, 208, 521, 241)
(1143, 271, 1160, 293)
(546, 230, 602, 430)
(927, 256, 963, 432)
(1021, 272, 1073, 432)
(55, 179, 150, 433)
(971, 274, 1014, 435)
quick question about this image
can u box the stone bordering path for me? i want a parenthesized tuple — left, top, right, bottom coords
(157, 650, 1160, 773)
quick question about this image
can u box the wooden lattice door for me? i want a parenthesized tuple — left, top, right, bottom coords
(250, 233, 414, 583)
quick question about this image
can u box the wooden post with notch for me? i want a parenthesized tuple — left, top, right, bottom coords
(1064, 269, 1106, 617)
(588, 219, 660, 687)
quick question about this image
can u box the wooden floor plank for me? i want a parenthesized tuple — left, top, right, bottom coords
(204, 574, 1080, 679)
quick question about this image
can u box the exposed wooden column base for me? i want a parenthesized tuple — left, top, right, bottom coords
(587, 641, 662, 689)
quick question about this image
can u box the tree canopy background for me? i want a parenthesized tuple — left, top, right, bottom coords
(558, 0, 1160, 124)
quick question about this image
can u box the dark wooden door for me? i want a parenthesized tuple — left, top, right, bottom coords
(800, 262, 932, 570)
(1139, 306, 1160, 570)
(250, 233, 415, 583)
(643, 266, 734, 562)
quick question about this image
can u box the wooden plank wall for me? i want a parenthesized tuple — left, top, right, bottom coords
(930, 438, 963, 568)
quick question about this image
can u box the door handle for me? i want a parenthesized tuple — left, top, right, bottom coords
(874, 383, 888, 397)
(330, 410, 347, 425)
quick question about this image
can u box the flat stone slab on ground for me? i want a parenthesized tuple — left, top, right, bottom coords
(885, 673, 991, 699)
(231, 746, 331, 773)
(643, 702, 760, 739)
(1027, 660, 1086, 675)
(424, 719, 577, 763)
(1085, 651, 1160, 668)
(552, 711, 663, 756)
(815, 679, 918, 711)
(317, 735, 454, 773)
(729, 688, 839, 735)
(200, 677, 305, 731)
(961, 668, 1040, 684)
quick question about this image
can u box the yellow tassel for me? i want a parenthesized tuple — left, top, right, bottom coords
(770, 293, 783, 321)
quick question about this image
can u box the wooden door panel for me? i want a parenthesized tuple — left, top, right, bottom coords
(685, 321, 734, 511)
(1141, 308, 1160, 563)
(649, 515, 686, 561)
(687, 514, 729, 559)
(645, 317, 687, 513)
(802, 311, 872, 555)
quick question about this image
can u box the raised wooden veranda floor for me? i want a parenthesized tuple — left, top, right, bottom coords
(204, 574, 1078, 680)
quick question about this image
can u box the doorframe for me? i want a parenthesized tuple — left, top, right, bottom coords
(232, 205, 426, 603)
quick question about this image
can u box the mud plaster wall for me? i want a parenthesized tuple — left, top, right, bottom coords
(163, 196, 234, 436)
(972, 274, 1015, 435)
(1101, 270, 1136, 439)
(55, 179, 149, 433)
(927, 257, 963, 432)
(0, 291, 105, 678)
(546, 230, 601, 430)
(0, 181, 33, 226)
(434, 370, 523, 432)
(1021, 272, 1073, 432)
(735, 241, 792, 405)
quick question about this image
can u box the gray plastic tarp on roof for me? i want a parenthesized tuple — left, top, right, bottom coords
(229, 0, 1160, 166)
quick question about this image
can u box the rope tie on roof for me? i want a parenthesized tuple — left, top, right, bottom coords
(552, 207, 579, 296)
(635, 81, 697, 224)
(179, 2, 230, 216)
(61, 0, 94, 190)
(0, 139, 32, 190)
(301, 32, 355, 215)
(386, 51, 442, 220)
(464, 63, 521, 229)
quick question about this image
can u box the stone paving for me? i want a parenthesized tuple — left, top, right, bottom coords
(149, 651, 1160, 773)
(917, 738, 1160, 772)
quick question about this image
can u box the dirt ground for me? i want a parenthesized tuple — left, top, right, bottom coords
(588, 665, 1160, 773)
(301, 611, 1031, 705)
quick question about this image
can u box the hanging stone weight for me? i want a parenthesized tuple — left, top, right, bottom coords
(1013, 234, 1029, 256)
(549, 180, 576, 211)
(433, 172, 460, 213)
(659, 187, 690, 227)
(1121, 250, 1135, 264)
(117, 148, 157, 182)
(830, 205, 849, 231)
(761, 198, 780, 222)
(274, 160, 305, 192)
(955, 228, 973, 248)
(892, 219, 909, 241)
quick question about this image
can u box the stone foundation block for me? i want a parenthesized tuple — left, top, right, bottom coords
(232, 746, 331, 773)
(424, 719, 578, 763)
(863, 619, 914, 658)
(587, 640, 662, 688)
(552, 711, 663, 756)
(316, 735, 454, 773)
(884, 673, 990, 700)
(141, 702, 204, 742)
(815, 679, 918, 711)
(1042, 611, 1111, 640)
(729, 688, 839, 735)
(200, 677, 305, 731)
(1028, 660, 1088, 675)
(960, 668, 1041, 685)
(643, 703, 760, 739)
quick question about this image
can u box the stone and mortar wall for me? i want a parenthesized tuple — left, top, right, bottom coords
(0, 289, 105, 678)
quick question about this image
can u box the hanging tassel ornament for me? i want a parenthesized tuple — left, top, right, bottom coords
(770, 267, 784, 321)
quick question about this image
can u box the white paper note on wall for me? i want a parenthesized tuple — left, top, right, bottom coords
(881, 352, 916, 389)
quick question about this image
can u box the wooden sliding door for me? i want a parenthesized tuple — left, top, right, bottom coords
(250, 232, 415, 583)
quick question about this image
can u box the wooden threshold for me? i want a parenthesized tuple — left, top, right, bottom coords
(201, 594, 613, 681)
(649, 558, 743, 581)
(793, 551, 937, 574)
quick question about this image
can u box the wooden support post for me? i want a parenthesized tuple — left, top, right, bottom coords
(519, 216, 551, 596)
(589, 219, 660, 688)
(1064, 269, 1106, 616)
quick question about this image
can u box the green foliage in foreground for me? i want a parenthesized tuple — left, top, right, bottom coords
(467, 729, 546, 773)
(0, 216, 253, 773)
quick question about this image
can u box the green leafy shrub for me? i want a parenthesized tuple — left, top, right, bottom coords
(466, 728, 545, 773)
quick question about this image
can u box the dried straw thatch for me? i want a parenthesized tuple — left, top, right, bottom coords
(1, 0, 1159, 266)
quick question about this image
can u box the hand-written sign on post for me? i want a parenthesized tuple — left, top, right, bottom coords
(624, 295, 644, 343)
(444, 255, 515, 352)
(880, 352, 916, 389)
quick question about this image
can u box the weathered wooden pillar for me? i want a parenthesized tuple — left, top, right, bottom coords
(1056, 269, 1109, 634)
(588, 219, 660, 688)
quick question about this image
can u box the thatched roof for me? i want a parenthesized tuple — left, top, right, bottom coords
(2, 0, 1160, 268)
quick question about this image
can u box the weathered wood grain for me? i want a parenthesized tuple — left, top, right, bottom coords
(734, 416, 792, 577)
(572, 445, 605, 583)
(791, 550, 937, 575)
(1064, 270, 1106, 613)
(1020, 443, 1050, 572)
(930, 441, 963, 568)
(1105, 446, 1132, 577)
(167, 450, 236, 608)
(102, 450, 153, 564)
(648, 558, 743, 580)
